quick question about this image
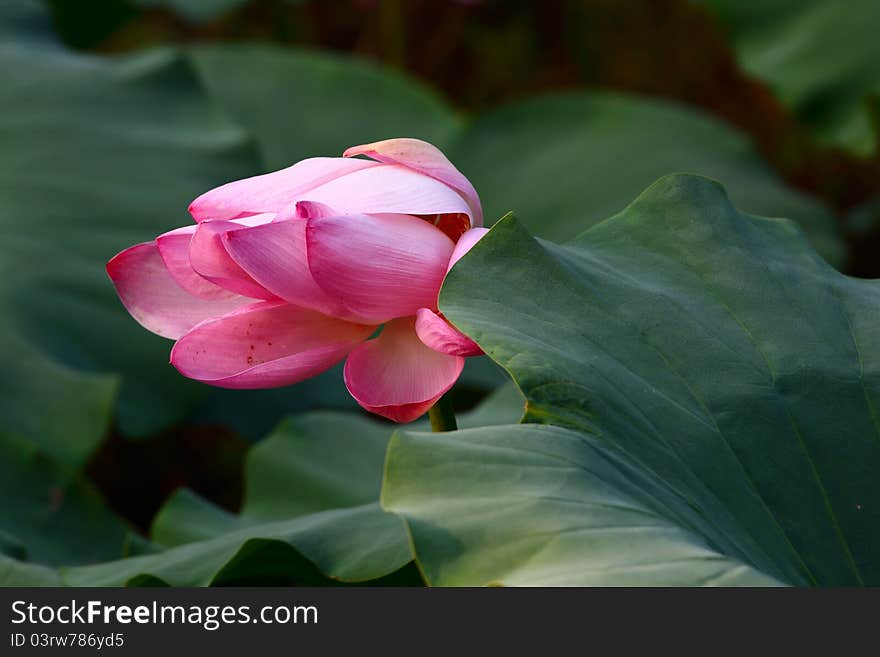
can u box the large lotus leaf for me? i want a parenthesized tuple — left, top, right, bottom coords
(383, 174, 879, 586)
(699, 0, 880, 155)
(448, 93, 844, 265)
(384, 425, 785, 586)
(0, 432, 130, 567)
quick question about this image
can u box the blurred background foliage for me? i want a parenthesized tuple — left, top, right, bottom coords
(43, 0, 880, 264)
(1, 0, 878, 581)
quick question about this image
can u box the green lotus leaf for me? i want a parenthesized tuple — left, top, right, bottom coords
(383, 174, 879, 586)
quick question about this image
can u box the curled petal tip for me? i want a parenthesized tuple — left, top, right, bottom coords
(344, 138, 482, 227)
(343, 137, 432, 160)
(415, 308, 483, 357)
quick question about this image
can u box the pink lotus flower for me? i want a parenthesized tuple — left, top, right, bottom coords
(107, 138, 488, 423)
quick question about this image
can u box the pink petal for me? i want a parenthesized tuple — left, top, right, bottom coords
(293, 200, 337, 220)
(221, 218, 357, 321)
(170, 300, 375, 389)
(299, 164, 472, 220)
(447, 226, 490, 273)
(156, 226, 238, 301)
(189, 217, 276, 299)
(306, 213, 455, 323)
(414, 307, 483, 357)
(344, 138, 483, 226)
(107, 242, 250, 340)
(343, 317, 464, 422)
(188, 157, 380, 222)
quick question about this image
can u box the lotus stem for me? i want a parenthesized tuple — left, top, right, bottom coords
(428, 393, 458, 432)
